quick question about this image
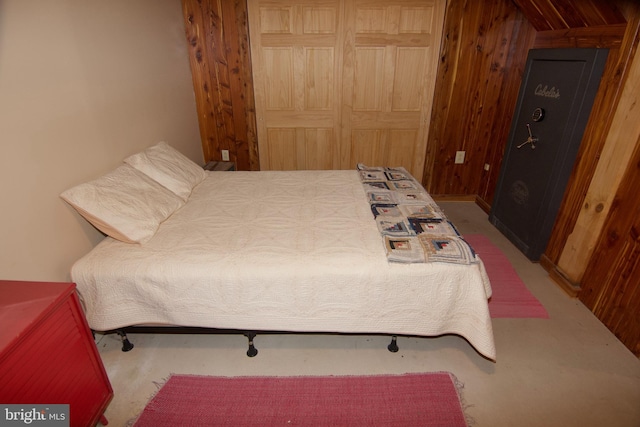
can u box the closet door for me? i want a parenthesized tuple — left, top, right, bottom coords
(249, 1, 343, 170)
(342, 1, 444, 178)
(248, 0, 444, 176)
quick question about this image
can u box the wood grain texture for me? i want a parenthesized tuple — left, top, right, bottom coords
(220, 0, 260, 171)
(512, 0, 626, 31)
(578, 135, 640, 357)
(421, 0, 639, 355)
(423, 0, 535, 199)
(182, 0, 218, 163)
(182, 0, 258, 171)
(543, 2, 640, 272)
(250, 0, 444, 176)
(555, 33, 640, 282)
(533, 23, 626, 48)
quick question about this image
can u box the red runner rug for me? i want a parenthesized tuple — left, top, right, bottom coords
(133, 372, 467, 427)
(465, 234, 548, 319)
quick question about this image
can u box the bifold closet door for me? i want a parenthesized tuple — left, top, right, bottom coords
(248, 0, 444, 177)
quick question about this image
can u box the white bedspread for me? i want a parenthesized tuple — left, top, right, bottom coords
(72, 170, 495, 360)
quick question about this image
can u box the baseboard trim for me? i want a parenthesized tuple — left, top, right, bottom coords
(475, 195, 491, 214)
(431, 194, 476, 202)
(540, 254, 581, 298)
(429, 195, 491, 216)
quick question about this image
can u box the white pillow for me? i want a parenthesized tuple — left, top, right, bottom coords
(124, 141, 207, 201)
(61, 164, 185, 244)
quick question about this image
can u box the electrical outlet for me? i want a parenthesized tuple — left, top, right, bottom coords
(455, 151, 465, 164)
(221, 150, 230, 161)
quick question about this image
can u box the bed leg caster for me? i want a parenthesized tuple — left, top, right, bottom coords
(116, 330, 134, 352)
(387, 335, 399, 353)
(244, 332, 258, 357)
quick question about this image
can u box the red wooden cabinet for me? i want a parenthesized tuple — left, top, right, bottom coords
(0, 280, 113, 427)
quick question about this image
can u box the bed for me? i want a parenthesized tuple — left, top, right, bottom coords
(62, 142, 496, 361)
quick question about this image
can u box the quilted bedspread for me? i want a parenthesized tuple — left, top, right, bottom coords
(72, 170, 496, 360)
(358, 165, 478, 264)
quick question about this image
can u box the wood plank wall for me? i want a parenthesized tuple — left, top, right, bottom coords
(182, 0, 259, 170)
(579, 135, 640, 357)
(529, 3, 637, 283)
(422, 0, 536, 206)
(427, 0, 639, 357)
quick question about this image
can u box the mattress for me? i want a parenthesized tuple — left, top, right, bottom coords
(72, 170, 496, 360)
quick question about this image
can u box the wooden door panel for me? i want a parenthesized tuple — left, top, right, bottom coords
(304, 48, 335, 110)
(351, 111, 421, 128)
(250, 1, 341, 171)
(260, 7, 292, 33)
(350, 130, 383, 166)
(353, 48, 385, 111)
(266, 128, 297, 170)
(264, 48, 294, 110)
(388, 129, 419, 165)
(303, 7, 337, 33)
(399, 6, 434, 33)
(355, 6, 386, 33)
(305, 128, 336, 169)
(392, 48, 427, 111)
(250, 0, 444, 174)
(349, 129, 417, 169)
(264, 128, 336, 170)
(344, 0, 444, 177)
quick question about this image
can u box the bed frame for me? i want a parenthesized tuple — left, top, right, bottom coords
(108, 328, 400, 357)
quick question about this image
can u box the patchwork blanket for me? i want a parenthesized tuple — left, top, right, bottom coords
(357, 164, 478, 264)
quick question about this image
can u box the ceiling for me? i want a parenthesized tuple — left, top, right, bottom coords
(511, 0, 627, 31)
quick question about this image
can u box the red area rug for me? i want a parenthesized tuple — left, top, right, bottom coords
(465, 234, 548, 319)
(133, 372, 468, 427)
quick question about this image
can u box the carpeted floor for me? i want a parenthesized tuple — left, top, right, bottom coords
(465, 234, 548, 319)
(132, 372, 468, 427)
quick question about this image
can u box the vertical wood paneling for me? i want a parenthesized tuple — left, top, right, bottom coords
(182, 0, 218, 163)
(423, 0, 535, 198)
(182, 0, 258, 170)
(480, 12, 538, 205)
(541, 4, 639, 274)
(220, 0, 260, 170)
(579, 137, 640, 357)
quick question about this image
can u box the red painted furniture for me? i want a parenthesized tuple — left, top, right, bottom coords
(0, 280, 113, 426)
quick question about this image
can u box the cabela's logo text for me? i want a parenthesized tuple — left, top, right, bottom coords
(534, 84, 560, 99)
